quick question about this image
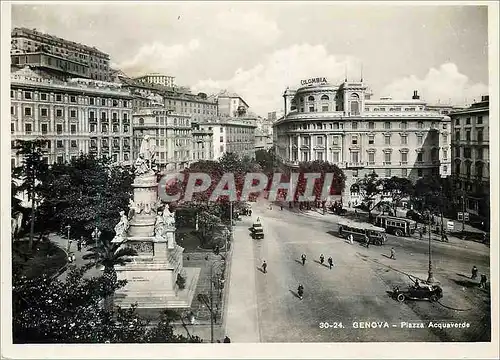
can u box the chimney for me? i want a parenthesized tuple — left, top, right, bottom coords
(412, 90, 420, 100)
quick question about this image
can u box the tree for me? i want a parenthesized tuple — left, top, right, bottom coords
(356, 172, 384, 219)
(13, 139, 50, 252)
(82, 233, 137, 310)
(40, 154, 134, 240)
(382, 177, 414, 214)
(12, 266, 201, 343)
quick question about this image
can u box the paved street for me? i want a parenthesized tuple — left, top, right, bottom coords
(228, 199, 491, 342)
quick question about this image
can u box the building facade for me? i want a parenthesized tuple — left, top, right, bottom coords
(192, 123, 214, 161)
(200, 118, 257, 160)
(132, 107, 192, 172)
(11, 66, 133, 167)
(217, 91, 249, 117)
(133, 73, 176, 88)
(11, 27, 111, 81)
(274, 80, 451, 204)
(450, 96, 489, 223)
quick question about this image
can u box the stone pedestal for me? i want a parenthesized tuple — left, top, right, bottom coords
(128, 173, 157, 238)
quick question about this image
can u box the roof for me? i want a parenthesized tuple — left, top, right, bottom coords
(337, 220, 385, 232)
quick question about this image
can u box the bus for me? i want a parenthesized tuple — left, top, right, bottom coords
(375, 215, 417, 237)
(337, 220, 387, 245)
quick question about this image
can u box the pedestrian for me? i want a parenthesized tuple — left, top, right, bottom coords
(390, 247, 396, 260)
(301, 253, 306, 266)
(480, 274, 487, 289)
(68, 239, 73, 251)
(328, 256, 333, 270)
(297, 283, 304, 300)
(364, 234, 370, 248)
(189, 311, 195, 325)
(348, 201, 351, 208)
(262, 260, 267, 273)
(77, 239, 82, 252)
(471, 266, 478, 280)
(280, 205, 283, 210)
(223, 335, 231, 343)
(419, 229, 423, 240)
(348, 234, 354, 245)
(319, 254, 325, 265)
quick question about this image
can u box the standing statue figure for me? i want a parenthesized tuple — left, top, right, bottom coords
(113, 210, 129, 243)
(162, 205, 176, 229)
(154, 214, 166, 239)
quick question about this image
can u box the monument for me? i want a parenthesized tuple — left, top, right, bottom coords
(112, 135, 200, 310)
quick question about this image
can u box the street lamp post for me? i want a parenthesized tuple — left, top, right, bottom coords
(66, 224, 71, 251)
(427, 210, 435, 284)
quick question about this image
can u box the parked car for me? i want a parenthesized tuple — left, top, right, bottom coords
(251, 222, 264, 239)
(392, 282, 443, 303)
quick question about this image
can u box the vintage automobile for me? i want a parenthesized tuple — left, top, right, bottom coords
(393, 282, 443, 302)
(251, 222, 264, 240)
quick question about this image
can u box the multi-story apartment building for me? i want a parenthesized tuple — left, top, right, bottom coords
(11, 27, 111, 81)
(217, 91, 249, 117)
(450, 96, 489, 224)
(192, 123, 214, 162)
(274, 79, 451, 204)
(132, 106, 192, 172)
(133, 73, 175, 88)
(11, 66, 133, 167)
(255, 129, 274, 152)
(200, 118, 257, 160)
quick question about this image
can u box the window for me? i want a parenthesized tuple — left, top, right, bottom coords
(309, 106, 315, 112)
(11, 123, 15, 133)
(476, 163, 483, 178)
(24, 91, 32, 100)
(90, 97, 95, 105)
(477, 130, 483, 142)
(402, 168, 407, 177)
(56, 109, 63, 117)
(56, 124, 63, 134)
(417, 169, 423, 177)
(368, 153, 375, 164)
(464, 148, 472, 158)
(401, 152, 408, 164)
(70, 96, 76, 103)
(384, 135, 391, 145)
(322, 105, 329, 112)
(417, 153, 423, 162)
(351, 151, 359, 163)
(477, 148, 483, 159)
(10, 90, 14, 98)
(113, 125, 119, 133)
(332, 152, 339, 163)
(384, 152, 391, 164)
(477, 116, 483, 125)
(418, 121, 424, 129)
(385, 168, 391, 178)
(308, 96, 315, 101)
(56, 94, 62, 102)
(455, 118, 460, 126)
(332, 136, 339, 146)
(417, 135, 423, 145)
(24, 107, 32, 116)
(443, 166, 447, 173)
(443, 149, 448, 160)
(316, 136, 323, 145)
(40, 93, 47, 101)
(466, 130, 471, 141)
(25, 123, 32, 133)
(124, 125, 129, 133)
(352, 136, 358, 145)
(39, 108, 48, 117)
(321, 95, 329, 100)
(101, 99, 106, 106)
(400, 121, 407, 130)
(368, 135, 374, 145)
(70, 110, 76, 118)
(70, 124, 76, 134)
(455, 130, 460, 141)
(71, 140, 77, 148)
(56, 140, 64, 148)
(368, 122, 375, 129)
(384, 122, 391, 130)
(57, 156, 64, 164)
(352, 122, 358, 130)
(465, 117, 471, 125)
(316, 152, 324, 161)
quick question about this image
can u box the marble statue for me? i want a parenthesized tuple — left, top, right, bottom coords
(162, 205, 176, 229)
(113, 210, 129, 242)
(154, 214, 166, 239)
(134, 154, 151, 176)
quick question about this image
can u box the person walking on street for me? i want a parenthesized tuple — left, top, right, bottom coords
(471, 266, 478, 280)
(223, 335, 231, 343)
(280, 205, 283, 210)
(328, 256, 333, 270)
(364, 234, 370, 248)
(301, 253, 307, 266)
(480, 274, 487, 289)
(297, 284, 304, 300)
(319, 254, 325, 265)
(419, 228, 423, 240)
(390, 247, 396, 260)
(262, 260, 267, 273)
(77, 237, 82, 251)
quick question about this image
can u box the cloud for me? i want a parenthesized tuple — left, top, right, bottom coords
(193, 44, 360, 116)
(112, 39, 200, 77)
(213, 10, 281, 46)
(381, 63, 488, 105)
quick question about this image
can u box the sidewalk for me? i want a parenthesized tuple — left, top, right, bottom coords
(224, 219, 260, 342)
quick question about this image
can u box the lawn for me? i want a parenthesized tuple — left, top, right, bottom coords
(12, 240, 67, 279)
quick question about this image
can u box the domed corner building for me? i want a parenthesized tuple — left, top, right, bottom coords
(273, 78, 452, 206)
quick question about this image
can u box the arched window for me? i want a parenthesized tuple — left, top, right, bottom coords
(350, 93, 360, 115)
(321, 95, 329, 101)
(476, 161, 484, 178)
(308, 96, 315, 102)
(139, 118, 144, 125)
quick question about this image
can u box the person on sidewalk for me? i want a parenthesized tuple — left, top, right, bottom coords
(223, 335, 231, 343)
(328, 256, 333, 270)
(297, 284, 304, 299)
(280, 205, 283, 210)
(364, 234, 370, 248)
(262, 260, 267, 273)
(390, 247, 396, 260)
(471, 266, 478, 280)
(480, 274, 487, 289)
(301, 253, 307, 266)
(319, 254, 325, 265)
(77, 238, 82, 252)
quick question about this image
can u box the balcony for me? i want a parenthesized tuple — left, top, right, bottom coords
(89, 117, 97, 123)
(345, 162, 366, 169)
(112, 117, 120, 124)
(123, 118, 130, 125)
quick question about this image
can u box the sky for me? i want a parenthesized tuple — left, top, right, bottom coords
(11, 2, 490, 117)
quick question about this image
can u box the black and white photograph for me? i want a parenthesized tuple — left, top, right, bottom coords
(1, 1, 498, 359)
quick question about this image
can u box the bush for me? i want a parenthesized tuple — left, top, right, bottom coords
(176, 274, 186, 290)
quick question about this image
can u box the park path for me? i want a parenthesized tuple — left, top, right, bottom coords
(224, 217, 261, 342)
